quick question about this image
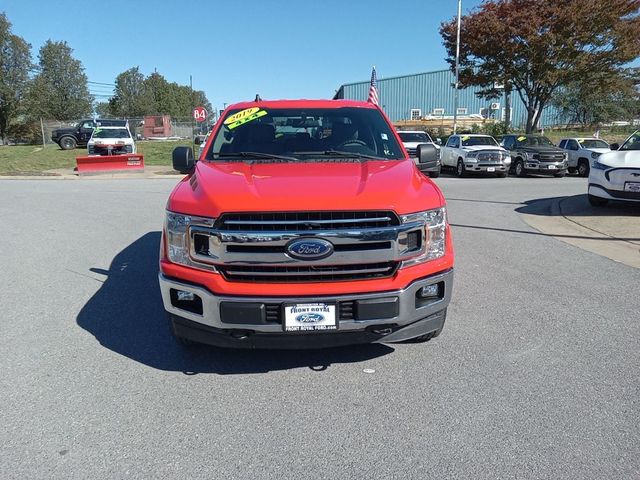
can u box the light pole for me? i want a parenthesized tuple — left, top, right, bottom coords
(452, 0, 462, 134)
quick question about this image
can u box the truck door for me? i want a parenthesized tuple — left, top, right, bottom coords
(566, 139, 579, 166)
(444, 136, 458, 166)
(79, 121, 95, 143)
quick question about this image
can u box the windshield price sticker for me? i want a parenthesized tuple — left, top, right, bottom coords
(461, 136, 470, 141)
(224, 107, 268, 130)
(517, 136, 527, 141)
(578, 139, 584, 143)
(284, 303, 337, 332)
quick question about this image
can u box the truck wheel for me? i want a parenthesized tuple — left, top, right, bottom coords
(59, 136, 77, 150)
(578, 159, 590, 177)
(428, 167, 441, 178)
(515, 159, 527, 177)
(456, 159, 467, 178)
(588, 194, 608, 207)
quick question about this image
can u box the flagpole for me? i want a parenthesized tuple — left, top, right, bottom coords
(453, 0, 462, 134)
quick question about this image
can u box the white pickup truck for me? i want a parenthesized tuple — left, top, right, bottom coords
(558, 137, 611, 177)
(440, 134, 511, 178)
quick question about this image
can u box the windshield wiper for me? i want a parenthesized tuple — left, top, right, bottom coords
(214, 151, 299, 162)
(297, 150, 390, 160)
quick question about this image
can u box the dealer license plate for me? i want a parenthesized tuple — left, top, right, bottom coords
(284, 303, 337, 332)
(487, 167, 495, 172)
(624, 181, 640, 192)
(548, 165, 556, 170)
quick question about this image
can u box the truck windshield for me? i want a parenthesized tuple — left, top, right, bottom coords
(93, 128, 130, 139)
(461, 136, 498, 147)
(398, 132, 431, 143)
(579, 139, 609, 149)
(619, 132, 640, 151)
(206, 107, 404, 161)
(515, 136, 554, 147)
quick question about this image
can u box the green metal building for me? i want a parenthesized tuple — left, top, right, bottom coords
(334, 69, 562, 129)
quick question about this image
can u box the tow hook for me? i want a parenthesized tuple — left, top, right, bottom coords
(372, 327, 393, 336)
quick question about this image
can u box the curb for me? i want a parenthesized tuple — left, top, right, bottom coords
(519, 196, 640, 269)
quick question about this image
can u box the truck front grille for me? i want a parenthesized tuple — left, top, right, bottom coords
(218, 262, 399, 283)
(215, 211, 399, 232)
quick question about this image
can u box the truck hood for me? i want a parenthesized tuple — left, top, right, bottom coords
(518, 146, 564, 154)
(584, 148, 611, 154)
(462, 145, 506, 152)
(598, 150, 640, 168)
(403, 141, 440, 150)
(169, 159, 445, 217)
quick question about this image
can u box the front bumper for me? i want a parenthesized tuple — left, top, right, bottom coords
(464, 162, 509, 173)
(160, 268, 453, 348)
(524, 161, 567, 174)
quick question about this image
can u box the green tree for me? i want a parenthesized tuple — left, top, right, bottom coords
(552, 68, 640, 125)
(108, 66, 153, 117)
(440, 0, 640, 132)
(0, 13, 32, 143)
(28, 40, 93, 120)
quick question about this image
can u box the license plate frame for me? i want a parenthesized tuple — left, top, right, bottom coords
(624, 181, 640, 192)
(283, 303, 337, 332)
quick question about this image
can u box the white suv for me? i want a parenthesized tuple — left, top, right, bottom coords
(559, 137, 610, 177)
(87, 126, 136, 156)
(588, 131, 640, 206)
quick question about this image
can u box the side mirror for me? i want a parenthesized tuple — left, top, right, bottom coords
(172, 146, 195, 174)
(417, 144, 438, 170)
(610, 143, 619, 151)
(436, 138, 442, 145)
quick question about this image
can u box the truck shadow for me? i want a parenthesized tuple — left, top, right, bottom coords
(516, 194, 640, 218)
(76, 232, 393, 375)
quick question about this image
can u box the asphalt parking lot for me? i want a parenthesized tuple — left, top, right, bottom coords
(1, 176, 639, 479)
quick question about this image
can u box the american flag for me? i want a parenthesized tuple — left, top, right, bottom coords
(368, 66, 379, 105)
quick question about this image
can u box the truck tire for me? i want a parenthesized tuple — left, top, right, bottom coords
(59, 136, 77, 150)
(428, 166, 441, 178)
(588, 194, 608, 207)
(456, 159, 467, 178)
(578, 159, 590, 177)
(515, 159, 527, 177)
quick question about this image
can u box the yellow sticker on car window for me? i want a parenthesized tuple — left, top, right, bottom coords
(517, 136, 526, 141)
(224, 107, 268, 130)
(578, 139, 584, 143)
(461, 136, 470, 141)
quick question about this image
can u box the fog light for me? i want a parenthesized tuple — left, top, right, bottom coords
(177, 290, 196, 301)
(418, 284, 439, 299)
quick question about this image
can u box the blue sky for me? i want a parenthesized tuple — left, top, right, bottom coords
(3, 0, 486, 111)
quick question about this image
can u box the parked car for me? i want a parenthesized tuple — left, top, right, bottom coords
(160, 99, 454, 349)
(588, 130, 640, 206)
(397, 130, 441, 178)
(559, 137, 610, 177)
(51, 118, 128, 150)
(500, 134, 568, 177)
(440, 134, 510, 177)
(87, 126, 136, 156)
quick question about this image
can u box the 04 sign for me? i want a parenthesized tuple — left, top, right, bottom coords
(193, 107, 207, 123)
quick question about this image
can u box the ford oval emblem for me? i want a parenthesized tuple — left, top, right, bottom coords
(295, 313, 325, 323)
(286, 238, 334, 260)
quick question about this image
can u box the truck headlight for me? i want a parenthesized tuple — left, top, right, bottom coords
(592, 160, 609, 171)
(591, 151, 601, 159)
(527, 152, 539, 160)
(165, 211, 216, 270)
(400, 207, 447, 267)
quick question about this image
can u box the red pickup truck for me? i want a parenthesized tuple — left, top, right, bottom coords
(159, 99, 454, 348)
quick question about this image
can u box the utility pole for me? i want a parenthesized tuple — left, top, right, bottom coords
(452, 0, 462, 134)
(190, 75, 195, 152)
